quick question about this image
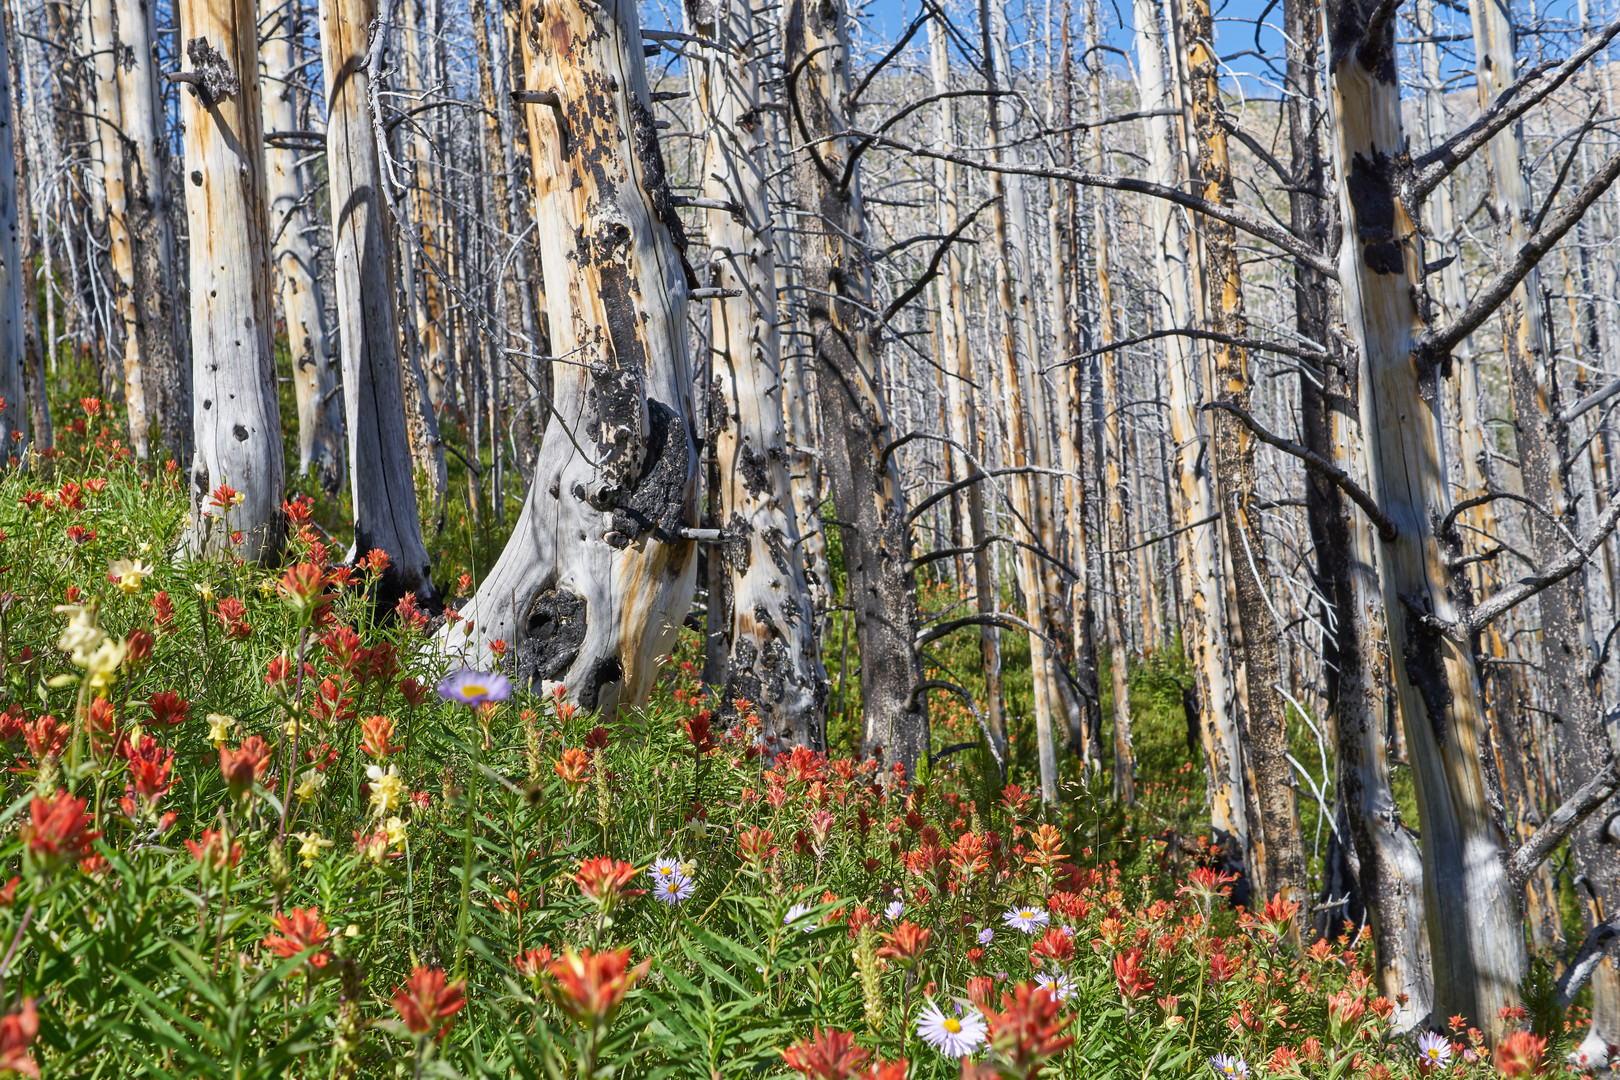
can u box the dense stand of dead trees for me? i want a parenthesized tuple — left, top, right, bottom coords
(9, 0, 1620, 1043)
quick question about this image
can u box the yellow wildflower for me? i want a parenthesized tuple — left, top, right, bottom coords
(294, 832, 333, 868)
(108, 559, 155, 595)
(295, 769, 326, 800)
(55, 603, 104, 659)
(81, 637, 127, 691)
(366, 764, 404, 817)
(384, 816, 408, 849)
(206, 713, 235, 746)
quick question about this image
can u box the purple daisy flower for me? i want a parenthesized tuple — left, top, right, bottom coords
(437, 666, 513, 706)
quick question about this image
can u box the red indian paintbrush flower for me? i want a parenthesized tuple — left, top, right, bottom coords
(20, 789, 98, 869)
(0, 998, 39, 1078)
(185, 829, 242, 872)
(980, 984, 1075, 1078)
(781, 1027, 870, 1080)
(359, 715, 400, 760)
(146, 691, 189, 728)
(1495, 1031, 1546, 1077)
(392, 966, 466, 1039)
(263, 907, 331, 972)
(876, 921, 931, 967)
(546, 947, 649, 1025)
(573, 857, 643, 913)
(1113, 948, 1155, 1000)
(220, 736, 271, 794)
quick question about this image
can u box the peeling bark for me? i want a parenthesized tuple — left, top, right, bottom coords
(115, 0, 186, 461)
(176, 12, 286, 562)
(440, 0, 699, 717)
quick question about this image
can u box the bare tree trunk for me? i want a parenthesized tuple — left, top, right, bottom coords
(0, 5, 25, 441)
(262, 0, 343, 494)
(784, 0, 929, 775)
(970, 0, 1057, 801)
(687, 0, 828, 745)
(1131, 0, 1241, 847)
(929, 8, 1007, 758)
(3, 0, 45, 449)
(317, 0, 438, 605)
(1469, 0, 1619, 1044)
(440, 0, 699, 716)
(115, 0, 186, 461)
(1188, 0, 1307, 917)
(176, 0, 286, 562)
(84, 0, 148, 455)
(1325, 0, 1522, 1030)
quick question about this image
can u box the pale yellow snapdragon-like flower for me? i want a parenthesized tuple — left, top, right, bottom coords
(366, 764, 405, 817)
(384, 816, 408, 849)
(295, 769, 326, 800)
(81, 637, 128, 692)
(206, 713, 235, 746)
(55, 603, 104, 659)
(108, 558, 155, 596)
(294, 832, 333, 868)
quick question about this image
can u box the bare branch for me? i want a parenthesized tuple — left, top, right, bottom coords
(1407, 15, 1620, 204)
(1053, 326, 1331, 368)
(1421, 144, 1620, 362)
(1557, 915, 1620, 1008)
(1508, 757, 1620, 891)
(1464, 486, 1620, 633)
(882, 197, 997, 320)
(1204, 402, 1399, 542)
(851, 131, 1340, 277)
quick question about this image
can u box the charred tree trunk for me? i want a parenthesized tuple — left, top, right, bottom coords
(1469, 0, 1619, 1046)
(175, 2, 286, 562)
(1325, 0, 1522, 1030)
(0, 7, 25, 441)
(263, 0, 344, 494)
(1285, 0, 1427, 1015)
(687, 0, 828, 746)
(784, 0, 929, 775)
(317, 0, 438, 605)
(1189, 0, 1308, 916)
(441, 0, 700, 716)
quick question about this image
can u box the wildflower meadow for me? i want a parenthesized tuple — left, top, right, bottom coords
(0, 405, 1590, 1078)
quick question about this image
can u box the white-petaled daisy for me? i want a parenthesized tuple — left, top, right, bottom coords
(1211, 1054, 1250, 1079)
(885, 900, 905, 920)
(653, 874, 694, 906)
(785, 903, 816, 932)
(650, 857, 683, 882)
(1002, 906, 1050, 933)
(916, 1001, 987, 1057)
(1418, 1032, 1453, 1068)
(977, 927, 995, 945)
(1034, 972, 1076, 1002)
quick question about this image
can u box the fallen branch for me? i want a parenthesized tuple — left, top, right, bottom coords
(1557, 915, 1620, 1008)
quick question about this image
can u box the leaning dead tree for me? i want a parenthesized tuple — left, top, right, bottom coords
(441, 0, 700, 715)
(174, 0, 285, 562)
(0, 9, 25, 443)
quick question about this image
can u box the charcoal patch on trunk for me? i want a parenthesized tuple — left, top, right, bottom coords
(609, 399, 690, 545)
(1400, 596, 1454, 747)
(518, 587, 588, 684)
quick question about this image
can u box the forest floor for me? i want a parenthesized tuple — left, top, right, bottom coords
(0, 394, 1588, 1078)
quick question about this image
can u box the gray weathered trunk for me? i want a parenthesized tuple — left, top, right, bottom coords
(262, 0, 344, 494)
(176, 0, 286, 561)
(1325, 0, 1522, 1029)
(784, 0, 929, 774)
(687, 0, 828, 745)
(0, 7, 25, 442)
(318, 0, 437, 604)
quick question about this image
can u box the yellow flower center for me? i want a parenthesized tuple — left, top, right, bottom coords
(462, 683, 486, 698)
(943, 1018, 962, 1034)
(1428, 1051, 1441, 1060)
